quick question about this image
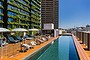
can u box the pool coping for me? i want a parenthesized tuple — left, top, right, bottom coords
(22, 37, 58, 60)
(72, 34, 90, 60)
(0, 37, 59, 60)
(22, 41, 51, 60)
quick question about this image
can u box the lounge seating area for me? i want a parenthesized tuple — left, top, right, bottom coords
(0, 28, 55, 59)
(7, 37, 19, 43)
(0, 34, 51, 58)
(30, 41, 37, 46)
(22, 44, 33, 49)
(24, 35, 34, 40)
(0, 37, 8, 47)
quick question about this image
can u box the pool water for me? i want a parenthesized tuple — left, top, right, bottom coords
(28, 36, 79, 60)
(58, 36, 79, 60)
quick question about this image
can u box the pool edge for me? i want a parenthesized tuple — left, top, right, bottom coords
(22, 37, 59, 60)
(72, 34, 90, 60)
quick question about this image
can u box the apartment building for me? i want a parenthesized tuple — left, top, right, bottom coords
(41, 0, 58, 29)
(0, 0, 41, 29)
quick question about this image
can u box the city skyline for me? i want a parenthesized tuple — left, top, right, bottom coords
(59, 0, 90, 29)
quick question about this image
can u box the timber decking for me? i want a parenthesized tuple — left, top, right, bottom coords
(0, 37, 58, 60)
(72, 34, 90, 60)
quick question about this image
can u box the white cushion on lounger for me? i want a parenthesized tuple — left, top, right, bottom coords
(23, 44, 33, 49)
(31, 41, 36, 46)
(42, 38, 46, 41)
(26, 37, 33, 40)
(38, 39, 44, 43)
(48, 36, 51, 38)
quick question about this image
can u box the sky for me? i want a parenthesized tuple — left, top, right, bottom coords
(59, 0, 90, 29)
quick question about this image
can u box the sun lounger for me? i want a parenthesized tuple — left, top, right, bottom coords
(8, 37, 19, 43)
(24, 35, 34, 40)
(41, 37, 47, 41)
(15, 36, 23, 42)
(37, 39, 44, 43)
(44, 35, 51, 40)
(30, 41, 37, 46)
(45, 34, 51, 39)
(22, 44, 33, 49)
(47, 35, 51, 38)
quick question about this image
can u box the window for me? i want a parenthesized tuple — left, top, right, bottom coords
(8, 18, 14, 22)
(7, 25, 12, 28)
(0, 24, 2, 27)
(0, 2, 2, 6)
(0, 9, 2, 13)
(8, 11, 16, 16)
(8, 0, 11, 2)
(0, 16, 2, 20)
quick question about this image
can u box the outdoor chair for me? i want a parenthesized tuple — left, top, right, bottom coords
(24, 35, 34, 40)
(15, 36, 23, 42)
(37, 39, 44, 43)
(41, 37, 47, 41)
(8, 37, 19, 43)
(22, 44, 33, 50)
(30, 41, 37, 46)
(28, 35, 35, 38)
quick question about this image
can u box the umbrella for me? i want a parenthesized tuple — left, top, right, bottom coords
(0, 28, 10, 32)
(29, 28, 39, 31)
(11, 28, 28, 52)
(12, 28, 27, 32)
(28, 29, 39, 36)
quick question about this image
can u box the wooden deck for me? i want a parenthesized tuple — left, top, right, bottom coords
(0, 37, 58, 60)
(72, 34, 90, 60)
(1, 35, 90, 60)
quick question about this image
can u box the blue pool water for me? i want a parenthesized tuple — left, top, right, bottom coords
(28, 36, 79, 60)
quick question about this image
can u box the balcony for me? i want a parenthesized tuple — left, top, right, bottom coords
(8, 1, 30, 13)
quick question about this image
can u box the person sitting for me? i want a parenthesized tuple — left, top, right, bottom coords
(2, 37, 8, 46)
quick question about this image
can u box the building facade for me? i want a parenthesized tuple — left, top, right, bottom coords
(0, 0, 41, 29)
(41, 0, 58, 29)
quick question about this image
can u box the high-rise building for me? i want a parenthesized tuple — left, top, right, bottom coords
(0, 0, 41, 29)
(0, 0, 4, 27)
(41, 0, 58, 29)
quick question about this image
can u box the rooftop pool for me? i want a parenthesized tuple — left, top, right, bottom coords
(24, 36, 80, 60)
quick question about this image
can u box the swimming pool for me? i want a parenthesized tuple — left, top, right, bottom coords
(27, 36, 79, 60)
